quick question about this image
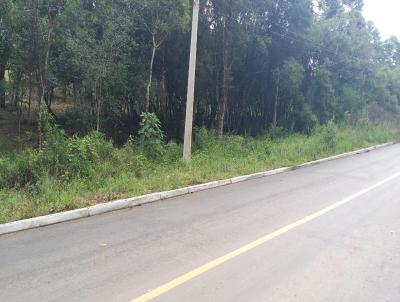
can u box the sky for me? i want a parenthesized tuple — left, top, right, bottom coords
(363, 0, 400, 40)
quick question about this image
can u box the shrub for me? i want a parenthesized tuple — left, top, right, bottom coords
(0, 150, 40, 189)
(221, 135, 246, 156)
(164, 141, 183, 162)
(0, 116, 117, 189)
(137, 112, 165, 159)
(193, 127, 217, 151)
(118, 143, 149, 178)
(71, 131, 114, 163)
(65, 131, 115, 179)
(294, 104, 319, 135)
(321, 119, 337, 150)
(40, 113, 71, 178)
(64, 106, 95, 135)
(268, 125, 287, 140)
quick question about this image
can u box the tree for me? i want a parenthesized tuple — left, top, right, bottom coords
(272, 58, 304, 127)
(2, 0, 400, 144)
(382, 37, 400, 67)
(0, 0, 12, 108)
(307, 64, 336, 123)
(11, 0, 68, 147)
(134, 0, 189, 112)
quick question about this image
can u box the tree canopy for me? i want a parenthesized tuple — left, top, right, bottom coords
(1, 0, 400, 142)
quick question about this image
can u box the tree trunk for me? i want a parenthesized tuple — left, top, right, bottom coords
(38, 21, 52, 149)
(213, 31, 220, 130)
(160, 67, 168, 125)
(44, 86, 54, 107)
(42, 85, 58, 121)
(95, 77, 102, 132)
(216, 18, 231, 137)
(28, 74, 32, 125)
(38, 85, 44, 149)
(41, 16, 53, 145)
(18, 79, 25, 138)
(272, 76, 280, 127)
(146, 33, 157, 112)
(73, 83, 77, 103)
(0, 63, 5, 108)
(46, 102, 58, 121)
(12, 74, 21, 111)
(63, 85, 67, 103)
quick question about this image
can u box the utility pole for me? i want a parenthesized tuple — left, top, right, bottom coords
(183, 0, 200, 161)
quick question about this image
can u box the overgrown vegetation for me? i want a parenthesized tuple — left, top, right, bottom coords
(1, 1, 400, 223)
(0, 115, 398, 223)
(1, 1, 400, 140)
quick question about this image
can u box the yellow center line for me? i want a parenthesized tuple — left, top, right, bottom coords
(131, 171, 400, 302)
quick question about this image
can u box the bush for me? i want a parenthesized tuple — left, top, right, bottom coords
(40, 113, 71, 178)
(0, 150, 40, 189)
(0, 116, 116, 189)
(137, 112, 165, 159)
(193, 127, 217, 151)
(268, 125, 287, 140)
(321, 119, 337, 150)
(118, 143, 149, 178)
(65, 131, 115, 179)
(101, 102, 135, 145)
(164, 141, 183, 162)
(294, 104, 319, 135)
(64, 106, 95, 135)
(1, 120, 399, 223)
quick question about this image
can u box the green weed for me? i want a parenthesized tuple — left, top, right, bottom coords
(0, 122, 399, 223)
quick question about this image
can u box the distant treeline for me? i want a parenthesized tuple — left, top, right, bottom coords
(1, 0, 400, 143)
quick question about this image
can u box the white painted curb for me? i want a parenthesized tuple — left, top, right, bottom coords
(0, 142, 394, 236)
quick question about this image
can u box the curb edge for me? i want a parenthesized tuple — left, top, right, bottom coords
(0, 142, 394, 236)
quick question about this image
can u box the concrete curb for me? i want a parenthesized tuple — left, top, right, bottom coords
(0, 142, 394, 236)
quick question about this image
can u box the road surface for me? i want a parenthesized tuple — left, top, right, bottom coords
(1, 144, 400, 302)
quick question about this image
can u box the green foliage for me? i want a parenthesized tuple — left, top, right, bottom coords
(64, 107, 95, 135)
(66, 132, 115, 178)
(268, 125, 287, 140)
(321, 119, 338, 150)
(2, 0, 400, 224)
(308, 64, 336, 123)
(294, 103, 319, 135)
(1, 122, 399, 223)
(0, 149, 39, 189)
(0, 116, 115, 189)
(137, 112, 165, 159)
(193, 127, 218, 151)
(273, 58, 305, 92)
(163, 141, 183, 162)
(2, 0, 400, 140)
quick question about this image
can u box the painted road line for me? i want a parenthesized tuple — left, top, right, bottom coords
(130, 171, 400, 302)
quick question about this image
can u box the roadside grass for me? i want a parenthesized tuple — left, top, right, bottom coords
(0, 122, 399, 224)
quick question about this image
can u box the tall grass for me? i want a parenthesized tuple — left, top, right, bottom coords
(0, 122, 398, 223)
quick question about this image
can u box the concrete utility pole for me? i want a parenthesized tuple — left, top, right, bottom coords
(183, 0, 200, 161)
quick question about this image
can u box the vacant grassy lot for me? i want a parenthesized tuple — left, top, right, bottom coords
(0, 122, 399, 224)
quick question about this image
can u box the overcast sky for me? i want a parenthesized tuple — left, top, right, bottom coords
(363, 0, 400, 40)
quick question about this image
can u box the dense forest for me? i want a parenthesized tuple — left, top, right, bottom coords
(2, 0, 400, 223)
(1, 0, 400, 142)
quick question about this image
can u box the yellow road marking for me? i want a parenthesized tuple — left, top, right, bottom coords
(131, 171, 400, 302)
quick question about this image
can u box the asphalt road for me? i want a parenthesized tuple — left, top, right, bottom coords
(1, 145, 400, 302)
